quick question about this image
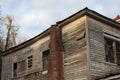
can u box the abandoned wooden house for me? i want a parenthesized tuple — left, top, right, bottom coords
(0, 7, 120, 80)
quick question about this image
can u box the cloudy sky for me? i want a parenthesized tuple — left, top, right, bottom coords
(0, 0, 120, 39)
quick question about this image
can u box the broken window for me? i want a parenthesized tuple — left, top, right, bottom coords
(105, 38, 114, 63)
(13, 60, 26, 77)
(105, 37, 120, 65)
(13, 62, 17, 77)
(28, 56, 33, 68)
(43, 49, 50, 70)
(17, 60, 26, 73)
(116, 42, 120, 65)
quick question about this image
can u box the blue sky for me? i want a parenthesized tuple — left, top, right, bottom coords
(0, 0, 120, 39)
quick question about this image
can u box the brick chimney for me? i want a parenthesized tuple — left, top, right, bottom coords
(114, 15, 120, 23)
(48, 25, 64, 80)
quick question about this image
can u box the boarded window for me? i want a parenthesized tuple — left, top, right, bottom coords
(43, 49, 50, 70)
(13, 62, 17, 77)
(28, 56, 33, 68)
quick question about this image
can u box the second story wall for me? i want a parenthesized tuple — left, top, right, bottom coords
(1, 35, 50, 80)
(87, 16, 120, 80)
(62, 16, 88, 80)
(2, 15, 89, 80)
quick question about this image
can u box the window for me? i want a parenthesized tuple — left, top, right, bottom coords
(105, 38, 120, 65)
(28, 56, 33, 68)
(13, 60, 26, 77)
(17, 60, 26, 73)
(18, 62, 21, 73)
(116, 42, 120, 65)
(13, 63, 17, 77)
(43, 49, 50, 70)
(21, 60, 26, 71)
(105, 38, 114, 63)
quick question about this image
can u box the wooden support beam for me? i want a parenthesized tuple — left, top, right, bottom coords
(113, 41, 117, 64)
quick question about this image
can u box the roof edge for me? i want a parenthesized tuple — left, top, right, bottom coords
(0, 27, 50, 56)
(1, 7, 120, 56)
(57, 7, 120, 28)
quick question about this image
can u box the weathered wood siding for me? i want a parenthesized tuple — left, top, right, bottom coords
(87, 16, 120, 80)
(1, 35, 50, 80)
(3, 14, 120, 80)
(62, 16, 88, 80)
(1, 16, 88, 80)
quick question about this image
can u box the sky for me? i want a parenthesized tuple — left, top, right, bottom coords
(0, 0, 120, 40)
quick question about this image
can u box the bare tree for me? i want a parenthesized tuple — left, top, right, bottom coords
(0, 6, 26, 51)
(0, 16, 20, 50)
(0, 26, 5, 51)
(5, 16, 13, 50)
(0, 17, 5, 51)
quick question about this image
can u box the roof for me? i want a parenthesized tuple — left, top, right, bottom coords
(114, 15, 120, 23)
(114, 15, 120, 20)
(1, 7, 120, 56)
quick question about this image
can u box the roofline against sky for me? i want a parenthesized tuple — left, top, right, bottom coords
(1, 7, 120, 56)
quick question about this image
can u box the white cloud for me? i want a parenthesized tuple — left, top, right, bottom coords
(18, 13, 37, 27)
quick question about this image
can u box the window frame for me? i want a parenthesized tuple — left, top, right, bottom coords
(28, 55, 33, 68)
(13, 62, 17, 77)
(42, 49, 50, 71)
(104, 37, 120, 65)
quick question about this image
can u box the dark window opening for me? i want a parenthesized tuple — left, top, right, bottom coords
(116, 42, 120, 65)
(28, 56, 33, 68)
(105, 37, 120, 65)
(13, 63, 17, 77)
(105, 38, 114, 63)
(43, 49, 50, 70)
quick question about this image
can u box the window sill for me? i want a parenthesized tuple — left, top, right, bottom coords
(104, 62, 117, 66)
(42, 70, 48, 75)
